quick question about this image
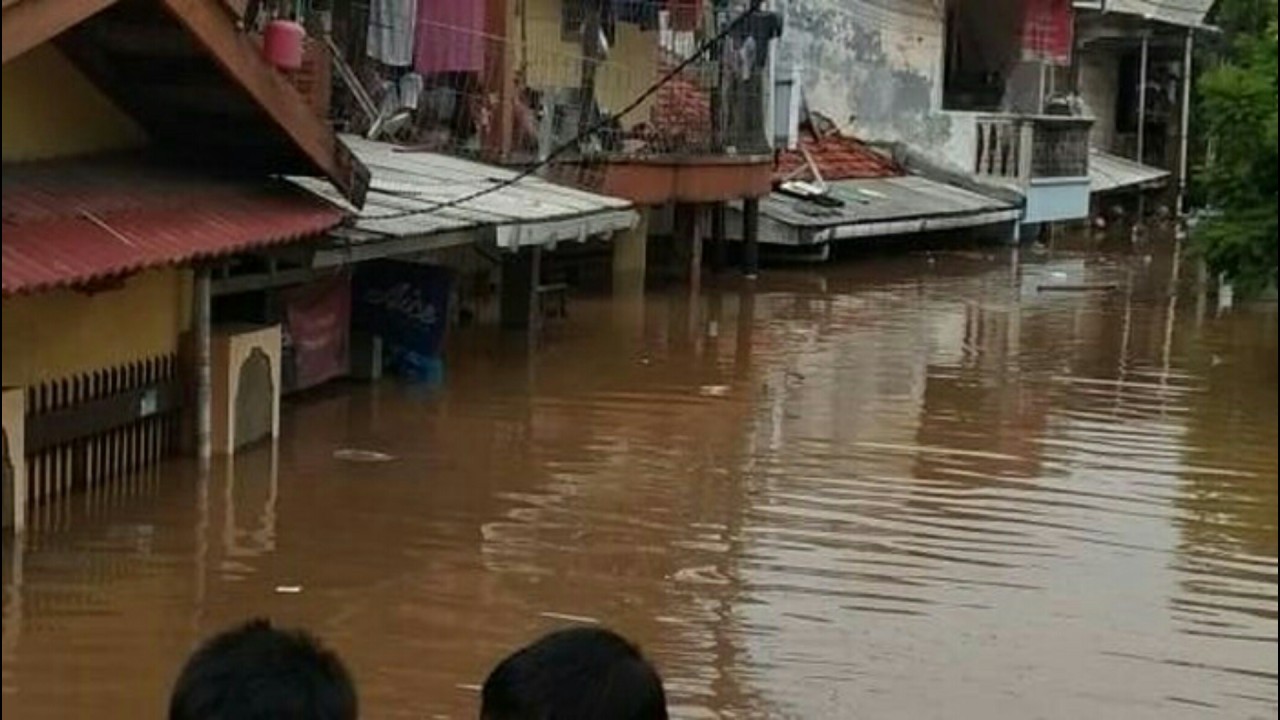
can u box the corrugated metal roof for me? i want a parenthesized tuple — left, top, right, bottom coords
(1080, 0, 1215, 28)
(290, 137, 638, 250)
(1090, 149, 1170, 193)
(3, 157, 346, 297)
(763, 175, 1018, 232)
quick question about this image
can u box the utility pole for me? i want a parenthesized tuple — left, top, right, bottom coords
(1177, 27, 1195, 218)
(193, 266, 212, 467)
(1135, 29, 1151, 230)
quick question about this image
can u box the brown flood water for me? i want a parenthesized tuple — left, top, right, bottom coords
(3, 245, 1277, 719)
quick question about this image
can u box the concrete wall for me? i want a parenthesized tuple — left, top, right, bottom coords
(779, 0, 1060, 166)
(2, 43, 147, 162)
(2, 269, 192, 389)
(778, 0, 951, 148)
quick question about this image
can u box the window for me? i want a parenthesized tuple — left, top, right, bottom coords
(943, 0, 1026, 111)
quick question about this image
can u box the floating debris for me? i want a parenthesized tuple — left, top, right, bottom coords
(699, 385, 731, 398)
(274, 585, 303, 594)
(333, 448, 395, 463)
(671, 565, 730, 586)
(539, 611, 600, 624)
(1037, 284, 1118, 293)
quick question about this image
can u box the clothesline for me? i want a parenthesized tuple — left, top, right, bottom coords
(365, 0, 710, 71)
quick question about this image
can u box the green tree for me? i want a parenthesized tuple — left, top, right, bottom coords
(1194, 0, 1278, 296)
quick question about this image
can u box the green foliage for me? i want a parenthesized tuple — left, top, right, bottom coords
(1193, 1, 1279, 296)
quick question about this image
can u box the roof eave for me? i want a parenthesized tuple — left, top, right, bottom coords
(2, 0, 370, 207)
(158, 0, 369, 206)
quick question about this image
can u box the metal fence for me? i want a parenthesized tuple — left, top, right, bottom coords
(23, 354, 180, 516)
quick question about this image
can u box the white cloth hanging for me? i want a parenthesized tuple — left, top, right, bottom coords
(367, 0, 417, 67)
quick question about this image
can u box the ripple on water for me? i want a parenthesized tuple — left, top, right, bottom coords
(2, 250, 1276, 719)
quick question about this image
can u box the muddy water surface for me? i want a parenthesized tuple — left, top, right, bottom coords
(3, 247, 1276, 719)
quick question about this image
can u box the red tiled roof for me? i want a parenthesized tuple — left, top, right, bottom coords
(2, 157, 346, 297)
(776, 125, 902, 183)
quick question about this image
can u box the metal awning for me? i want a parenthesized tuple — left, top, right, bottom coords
(1075, 0, 1216, 30)
(745, 175, 1020, 246)
(290, 136, 638, 256)
(1090, 149, 1170, 194)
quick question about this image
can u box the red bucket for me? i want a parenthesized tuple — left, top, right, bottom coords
(262, 20, 305, 71)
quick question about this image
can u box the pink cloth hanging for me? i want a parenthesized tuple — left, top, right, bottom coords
(414, 0, 487, 74)
(1021, 0, 1073, 66)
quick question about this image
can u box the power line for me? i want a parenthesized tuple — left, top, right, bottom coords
(359, 0, 766, 222)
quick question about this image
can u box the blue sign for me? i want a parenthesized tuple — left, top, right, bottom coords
(353, 260, 453, 382)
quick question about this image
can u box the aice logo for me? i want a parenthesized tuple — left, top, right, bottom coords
(364, 282, 437, 328)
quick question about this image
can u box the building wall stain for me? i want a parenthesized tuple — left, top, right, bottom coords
(779, 0, 951, 149)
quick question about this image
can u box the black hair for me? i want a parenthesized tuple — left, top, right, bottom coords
(169, 619, 357, 720)
(481, 626, 669, 720)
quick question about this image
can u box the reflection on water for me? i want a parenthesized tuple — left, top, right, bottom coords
(3, 246, 1276, 719)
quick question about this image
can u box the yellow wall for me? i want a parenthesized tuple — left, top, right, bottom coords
(521, 0, 658, 130)
(2, 43, 147, 162)
(2, 269, 191, 388)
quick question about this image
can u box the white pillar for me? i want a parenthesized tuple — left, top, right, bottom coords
(2, 388, 26, 533)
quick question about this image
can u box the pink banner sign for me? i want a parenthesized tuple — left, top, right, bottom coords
(284, 274, 352, 391)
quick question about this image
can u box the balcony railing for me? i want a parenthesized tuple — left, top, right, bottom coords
(973, 115, 1092, 184)
(328, 1, 771, 167)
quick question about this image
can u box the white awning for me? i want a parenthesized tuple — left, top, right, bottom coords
(1090, 149, 1170, 194)
(291, 136, 638, 252)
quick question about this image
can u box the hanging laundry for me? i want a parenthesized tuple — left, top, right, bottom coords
(415, 0, 487, 75)
(734, 35, 755, 81)
(730, 10, 782, 71)
(615, 0, 659, 30)
(399, 72, 424, 112)
(724, 9, 780, 153)
(1021, 0, 1073, 65)
(367, 0, 417, 67)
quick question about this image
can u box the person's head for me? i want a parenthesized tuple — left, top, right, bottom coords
(481, 626, 668, 720)
(169, 619, 357, 720)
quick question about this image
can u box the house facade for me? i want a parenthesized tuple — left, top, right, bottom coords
(1074, 0, 1215, 213)
(778, 0, 1094, 231)
(323, 0, 784, 283)
(2, 0, 367, 531)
